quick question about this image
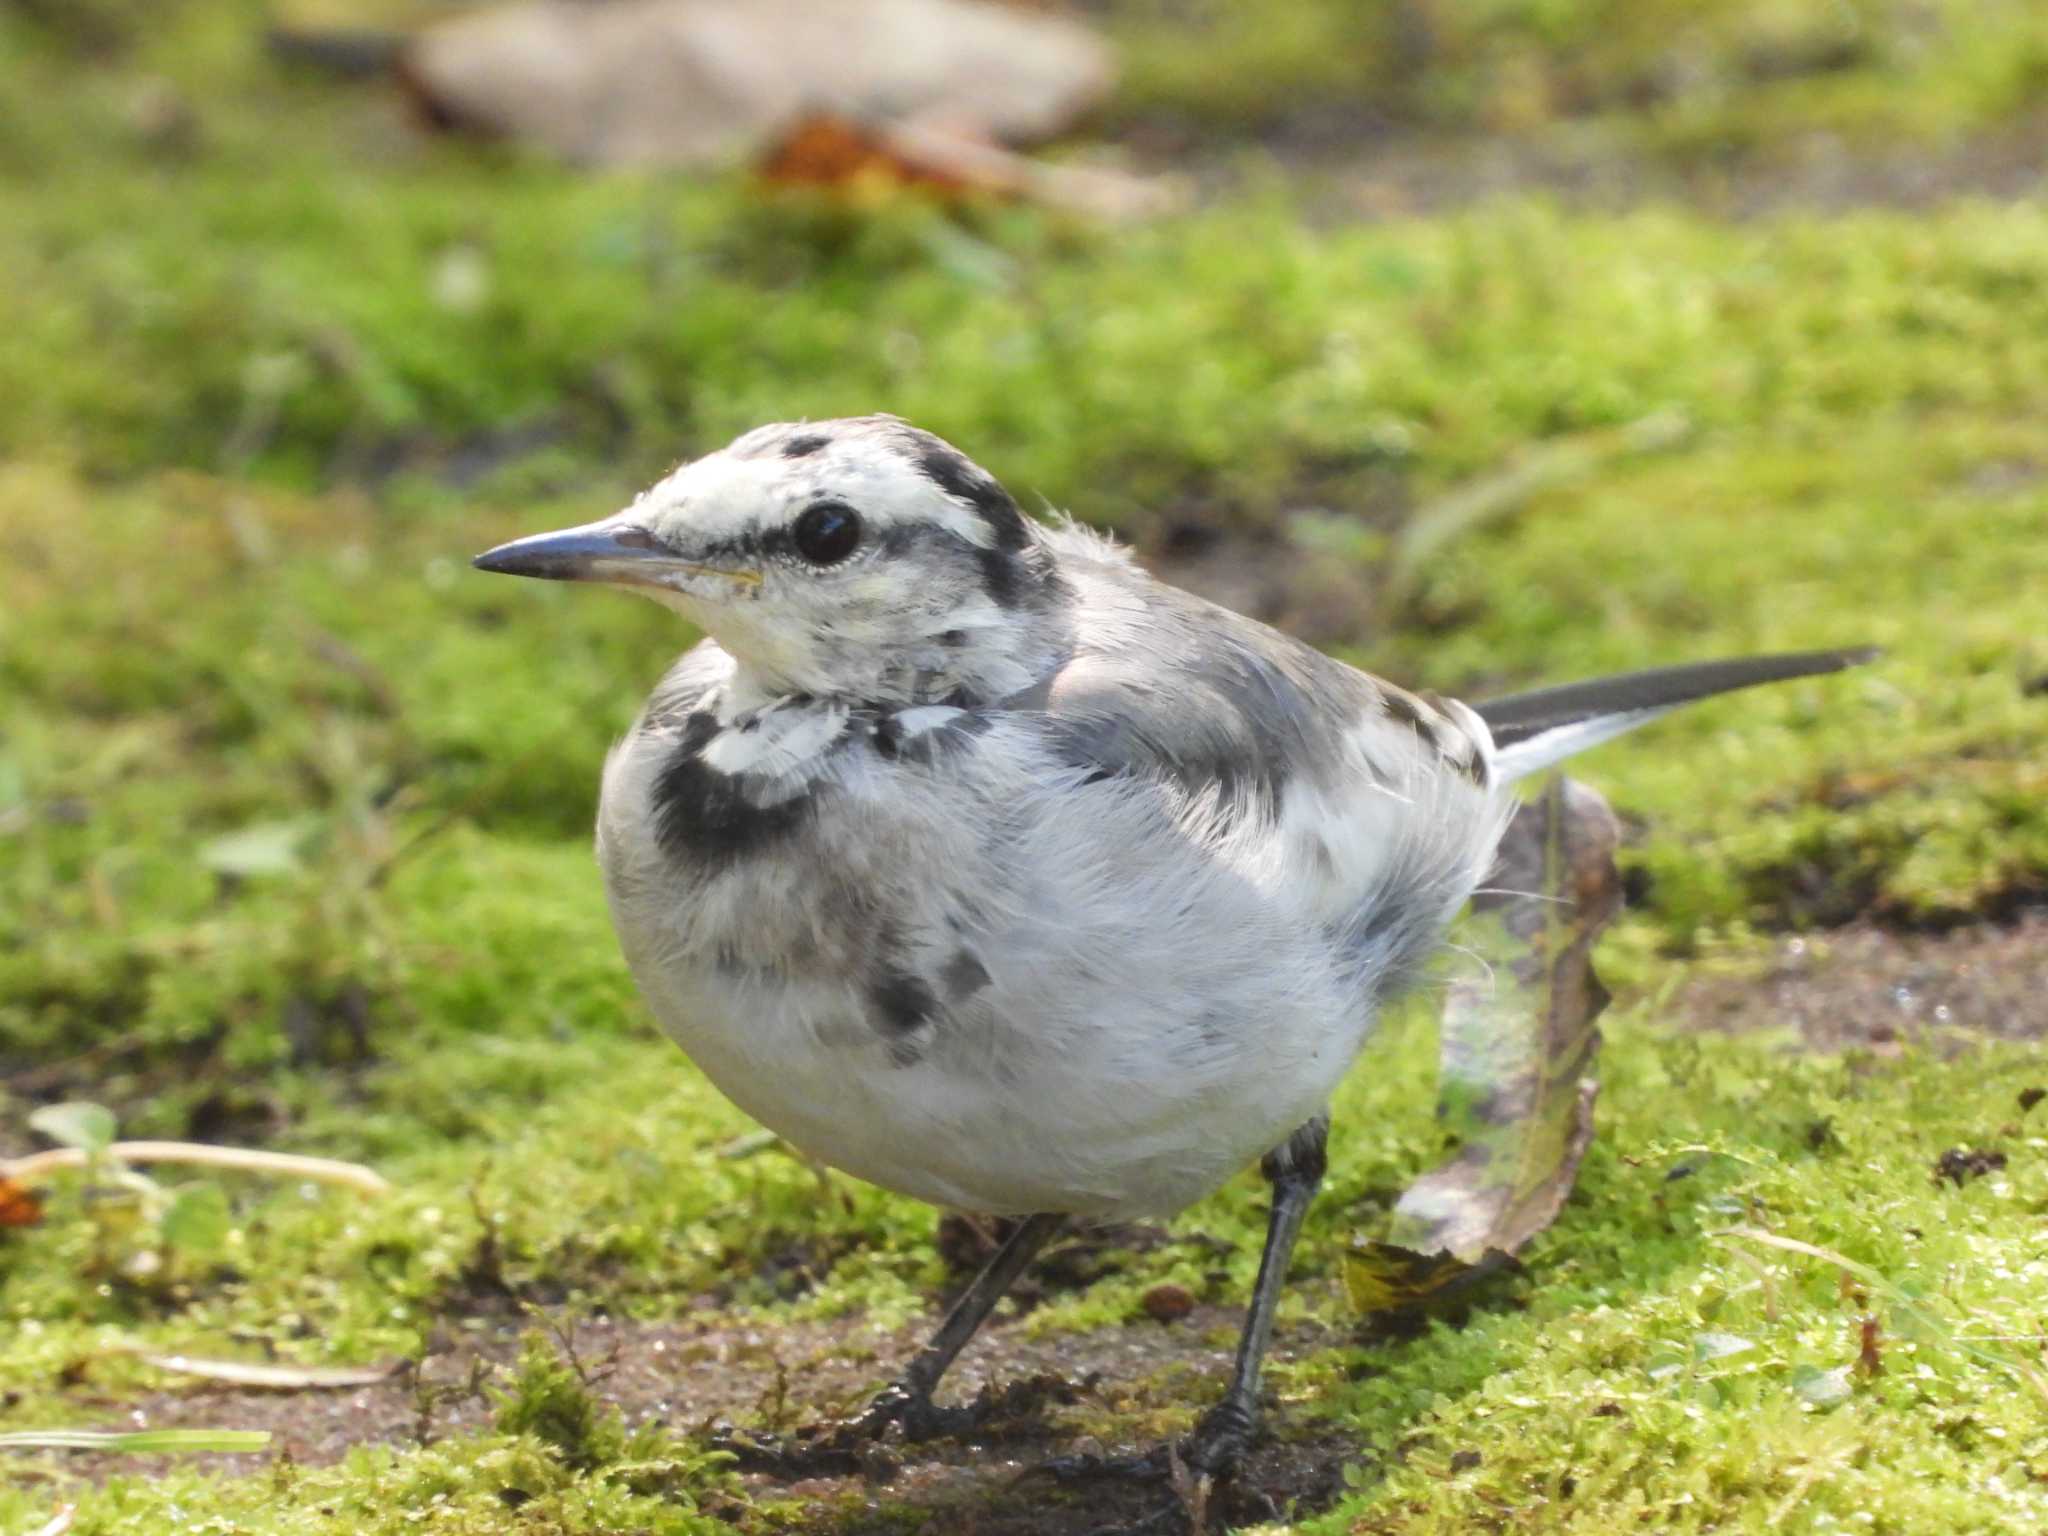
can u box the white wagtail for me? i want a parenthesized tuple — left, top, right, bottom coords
(475, 415, 1871, 1494)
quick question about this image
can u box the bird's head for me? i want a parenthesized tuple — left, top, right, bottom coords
(475, 416, 1069, 706)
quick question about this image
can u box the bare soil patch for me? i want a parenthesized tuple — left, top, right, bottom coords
(94, 1295, 1353, 1533)
(1673, 914, 2048, 1050)
(1130, 108, 2048, 223)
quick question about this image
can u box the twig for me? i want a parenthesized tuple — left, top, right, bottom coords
(3, 1143, 389, 1196)
(139, 1354, 406, 1390)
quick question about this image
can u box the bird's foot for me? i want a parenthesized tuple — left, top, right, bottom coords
(1181, 1397, 1256, 1479)
(713, 1371, 1081, 1483)
(884, 1369, 1081, 1443)
(844, 1380, 978, 1443)
(1032, 1400, 1263, 1535)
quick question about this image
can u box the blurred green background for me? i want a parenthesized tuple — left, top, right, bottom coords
(4, 2, 2048, 1532)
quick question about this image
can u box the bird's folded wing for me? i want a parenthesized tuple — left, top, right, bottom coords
(1005, 579, 1404, 816)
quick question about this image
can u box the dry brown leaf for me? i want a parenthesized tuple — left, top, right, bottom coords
(1346, 776, 1621, 1315)
(0, 1173, 46, 1228)
(757, 114, 1181, 219)
(758, 115, 978, 195)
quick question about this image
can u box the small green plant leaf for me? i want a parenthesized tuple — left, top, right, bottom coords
(1693, 1330, 1756, 1364)
(199, 819, 315, 878)
(161, 1184, 233, 1255)
(1791, 1363, 1855, 1409)
(1644, 1350, 1689, 1383)
(27, 1102, 117, 1155)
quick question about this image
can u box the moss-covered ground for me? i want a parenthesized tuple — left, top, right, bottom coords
(5, 2, 2048, 1531)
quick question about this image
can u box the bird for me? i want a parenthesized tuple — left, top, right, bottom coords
(474, 414, 1872, 1514)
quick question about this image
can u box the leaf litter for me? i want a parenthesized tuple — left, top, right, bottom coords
(1346, 776, 1620, 1315)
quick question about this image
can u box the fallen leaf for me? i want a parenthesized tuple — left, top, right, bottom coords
(1345, 777, 1620, 1314)
(0, 1174, 47, 1228)
(140, 1355, 406, 1390)
(400, 0, 1114, 168)
(1340, 1242, 1514, 1315)
(758, 115, 974, 196)
(757, 114, 1182, 219)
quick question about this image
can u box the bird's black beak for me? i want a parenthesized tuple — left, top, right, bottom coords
(473, 520, 760, 591)
(474, 521, 667, 581)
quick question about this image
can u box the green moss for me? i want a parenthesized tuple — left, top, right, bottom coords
(0, 1432, 737, 1535)
(490, 1330, 627, 1473)
(1105, 0, 2048, 143)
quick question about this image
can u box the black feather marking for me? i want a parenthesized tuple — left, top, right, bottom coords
(1476, 648, 1879, 750)
(870, 971, 940, 1066)
(870, 971, 937, 1033)
(1380, 687, 1440, 751)
(940, 949, 991, 1002)
(973, 545, 1028, 608)
(650, 713, 815, 864)
(781, 432, 831, 458)
(870, 706, 987, 765)
(912, 442, 1031, 551)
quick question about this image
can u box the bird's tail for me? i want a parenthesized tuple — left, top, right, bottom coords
(1477, 647, 1878, 784)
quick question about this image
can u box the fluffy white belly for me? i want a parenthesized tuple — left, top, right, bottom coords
(623, 957, 1349, 1220)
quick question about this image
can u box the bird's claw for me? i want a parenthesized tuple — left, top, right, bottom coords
(713, 1371, 1081, 1483)
(1029, 1400, 1260, 1534)
(1181, 1397, 1255, 1477)
(706, 1421, 889, 1481)
(846, 1381, 977, 1443)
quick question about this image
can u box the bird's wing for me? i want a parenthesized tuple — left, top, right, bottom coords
(1014, 556, 1492, 814)
(997, 557, 1509, 1015)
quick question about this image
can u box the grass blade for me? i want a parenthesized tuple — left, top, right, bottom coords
(0, 1429, 272, 1454)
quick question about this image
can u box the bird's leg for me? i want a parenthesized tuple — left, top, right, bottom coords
(1183, 1118, 1326, 1476)
(716, 1212, 1073, 1478)
(847, 1210, 1067, 1443)
(1039, 1118, 1328, 1521)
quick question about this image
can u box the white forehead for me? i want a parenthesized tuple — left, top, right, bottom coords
(624, 433, 996, 550)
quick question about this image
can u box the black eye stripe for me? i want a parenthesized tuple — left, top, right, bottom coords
(792, 500, 862, 565)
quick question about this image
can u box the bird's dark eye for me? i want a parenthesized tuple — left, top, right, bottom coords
(792, 501, 862, 565)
